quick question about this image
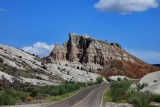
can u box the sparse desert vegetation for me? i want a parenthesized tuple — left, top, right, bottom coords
(0, 76, 104, 106)
(104, 79, 160, 107)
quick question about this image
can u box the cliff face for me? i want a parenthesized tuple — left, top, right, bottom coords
(48, 34, 160, 78)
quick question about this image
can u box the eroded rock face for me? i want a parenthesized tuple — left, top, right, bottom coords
(49, 34, 135, 72)
(48, 34, 160, 78)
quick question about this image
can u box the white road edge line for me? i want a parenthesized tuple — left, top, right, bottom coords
(46, 83, 107, 107)
(100, 89, 107, 107)
(72, 84, 108, 107)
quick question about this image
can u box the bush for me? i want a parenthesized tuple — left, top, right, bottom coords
(117, 77, 122, 81)
(110, 81, 131, 102)
(96, 76, 104, 84)
(87, 82, 96, 86)
(152, 94, 160, 103)
(106, 78, 115, 82)
(128, 91, 152, 107)
(136, 83, 148, 92)
(17, 91, 28, 102)
(104, 80, 160, 106)
(0, 91, 16, 105)
(5, 89, 28, 102)
(0, 58, 3, 63)
(124, 77, 128, 81)
(30, 90, 37, 97)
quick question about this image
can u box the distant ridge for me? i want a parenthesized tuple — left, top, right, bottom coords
(153, 64, 160, 67)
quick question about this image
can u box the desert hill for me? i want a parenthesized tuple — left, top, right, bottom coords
(48, 34, 160, 78)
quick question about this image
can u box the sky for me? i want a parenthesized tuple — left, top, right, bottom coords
(0, 0, 160, 64)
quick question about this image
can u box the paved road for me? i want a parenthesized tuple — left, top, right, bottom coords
(46, 83, 109, 107)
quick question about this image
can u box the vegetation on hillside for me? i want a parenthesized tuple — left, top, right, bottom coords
(0, 61, 37, 79)
(104, 80, 160, 107)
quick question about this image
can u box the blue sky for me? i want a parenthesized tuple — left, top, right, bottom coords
(0, 0, 160, 63)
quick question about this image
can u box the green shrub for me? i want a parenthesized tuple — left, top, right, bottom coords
(5, 89, 28, 102)
(0, 91, 16, 105)
(117, 77, 122, 81)
(17, 91, 28, 102)
(30, 90, 37, 97)
(0, 58, 3, 63)
(152, 94, 160, 103)
(136, 83, 148, 92)
(124, 77, 128, 81)
(128, 92, 152, 107)
(104, 80, 160, 106)
(110, 81, 131, 102)
(96, 76, 104, 84)
(87, 82, 96, 86)
(106, 78, 115, 82)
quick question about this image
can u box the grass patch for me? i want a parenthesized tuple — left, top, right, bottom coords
(0, 89, 29, 106)
(103, 90, 112, 103)
(48, 89, 81, 102)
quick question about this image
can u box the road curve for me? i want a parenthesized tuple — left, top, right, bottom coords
(46, 83, 109, 107)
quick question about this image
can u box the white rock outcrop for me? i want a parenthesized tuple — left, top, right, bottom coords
(108, 75, 130, 81)
(140, 71, 160, 94)
(105, 102, 133, 107)
(0, 44, 106, 86)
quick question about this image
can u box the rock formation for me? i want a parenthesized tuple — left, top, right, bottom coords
(0, 44, 103, 87)
(140, 71, 160, 94)
(48, 33, 160, 78)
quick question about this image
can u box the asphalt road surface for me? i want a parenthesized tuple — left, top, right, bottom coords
(46, 83, 109, 107)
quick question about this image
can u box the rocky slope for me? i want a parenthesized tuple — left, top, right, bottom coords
(140, 71, 160, 94)
(48, 33, 160, 78)
(0, 44, 103, 87)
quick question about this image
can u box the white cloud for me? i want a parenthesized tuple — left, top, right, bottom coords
(22, 42, 54, 58)
(94, 0, 159, 14)
(127, 49, 160, 64)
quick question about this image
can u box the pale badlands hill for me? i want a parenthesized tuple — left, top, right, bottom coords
(140, 71, 160, 94)
(0, 44, 104, 87)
